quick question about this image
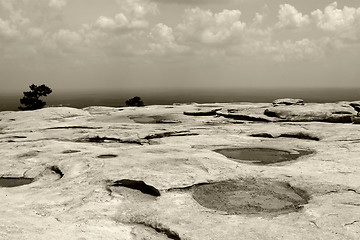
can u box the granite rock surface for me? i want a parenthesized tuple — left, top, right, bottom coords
(0, 103, 360, 239)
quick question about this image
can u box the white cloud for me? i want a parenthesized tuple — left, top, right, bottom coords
(312, 2, 360, 41)
(151, 0, 237, 5)
(312, 2, 359, 31)
(27, 28, 44, 39)
(276, 4, 310, 29)
(53, 29, 82, 46)
(147, 23, 188, 54)
(95, 16, 120, 29)
(49, 0, 67, 9)
(95, 13, 148, 30)
(177, 7, 246, 45)
(119, 0, 157, 18)
(0, 0, 14, 11)
(0, 18, 19, 40)
(1, 0, 359, 63)
(0, 0, 30, 28)
(266, 38, 331, 62)
(253, 13, 264, 25)
(95, 0, 157, 31)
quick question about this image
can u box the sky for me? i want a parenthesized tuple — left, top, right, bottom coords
(1, 0, 360, 94)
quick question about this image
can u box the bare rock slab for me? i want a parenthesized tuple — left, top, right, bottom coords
(273, 98, 304, 106)
(1, 103, 360, 239)
(265, 103, 356, 122)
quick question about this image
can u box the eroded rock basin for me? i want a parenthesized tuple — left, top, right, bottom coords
(214, 147, 313, 165)
(129, 115, 180, 124)
(192, 179, 309, 215)
(0, 177, 34, 188)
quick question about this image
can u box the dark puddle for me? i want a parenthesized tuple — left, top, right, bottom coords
(111, 179, 161, 197)
(214, 147, 313, 165)
(98, 154, 118, 158)
(192, 179, 309, 215)
(62, 150, 81, 154)
(0, 177, 34, 188)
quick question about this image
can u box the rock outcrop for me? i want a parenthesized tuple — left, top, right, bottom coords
(350, 101, 360, 116)
(352, 116, 360, 124)
(264, 103, 356, 123)
(1, 103, 360, 239)
(272, 98, 304, 106)
(216, 106, 273, 122)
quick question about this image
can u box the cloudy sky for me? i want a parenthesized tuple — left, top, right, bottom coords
(1, 0, 360, 94)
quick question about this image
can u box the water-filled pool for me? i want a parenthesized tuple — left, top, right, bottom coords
(214, 147, 312, 165)
(0, 177, 34, 188)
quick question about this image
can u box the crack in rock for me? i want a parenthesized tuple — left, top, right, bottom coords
(11, 136, 27, 139)
(217, 111, 270, 122)
(144, 131, 199, 140)
(78, 136, 143, 145)
(249, 133, 275, 138)
(62, 150, 81, 154)
(133, 221, 181, 240)
(250, 132, 320, 141)
(322, 188, 360, 195)
(183, 108, 222, 116)
(278, 133, 320, 141)
(97, 154, 118, 158)
(344, 220, 360, 226)
(341, 202, 360, 206)
(309, 220, 320, 229)
(346, 188, 360, 194)
(110, 179, 161, 197)
(166, 182, 210, 192)
(46, 126, 101, 130)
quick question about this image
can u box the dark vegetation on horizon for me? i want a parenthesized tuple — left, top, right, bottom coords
(125, 96, 144, 107)
(17, 84, 146, 110)
(19, 84, 52, 110)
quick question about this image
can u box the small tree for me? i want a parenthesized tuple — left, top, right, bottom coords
(125, 96, 144, 107)
(19, 84, 52, 110)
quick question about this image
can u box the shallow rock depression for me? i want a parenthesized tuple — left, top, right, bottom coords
(192, 178, 309, 215)
(214, 147, 313, 165)
(0, 177, 34, 188)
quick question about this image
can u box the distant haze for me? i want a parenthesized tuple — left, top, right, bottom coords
(2, 87, 360, 111)
(1, 0, 359, 95)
